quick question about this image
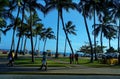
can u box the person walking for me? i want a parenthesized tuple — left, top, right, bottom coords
(39, 52, 47, 71)
(7, 50, 14, 66)
(69, 53, 74, 64)
(75, 53, 79, 64)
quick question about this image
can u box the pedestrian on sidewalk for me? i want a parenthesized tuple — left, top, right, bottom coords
(7, 50, 14, 66)
(69, 53, 74, 64)
(75, 53, 79, 64)
(39, 52, 47, 71)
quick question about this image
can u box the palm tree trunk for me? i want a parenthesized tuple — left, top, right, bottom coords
(23, 36, 27, 54)
(64, 38, 67, 57)
(34, 35, 38, 51)
(109, 38, 111, 49)
(10, 6, 20, 53)
(15, 34, 21, 58)
(83, 8, 93, 63)
(93, 6, 97, 61)
(60, 11, 74, 55)
(20, 36, 24, 52)
(38, 38, 41, 53)
(100, 28, 103, 53)
(30, 1, 34, 62)
(0, 31, 1, 43)
(15, 1, 25, 58)
(55, 11, 60, 58)
(43, 38, 47, 52)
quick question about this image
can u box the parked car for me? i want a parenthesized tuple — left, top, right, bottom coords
(102, 52, 119, 58)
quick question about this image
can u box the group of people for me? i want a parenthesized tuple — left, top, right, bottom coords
(69, 53, 79, 64)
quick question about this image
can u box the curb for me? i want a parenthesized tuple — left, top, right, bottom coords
(1, 72, 120, 76)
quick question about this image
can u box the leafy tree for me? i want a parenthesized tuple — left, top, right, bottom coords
(80, 44, 106, 54)
(106, 47, 116, 53)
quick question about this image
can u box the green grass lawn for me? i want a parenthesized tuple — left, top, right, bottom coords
(14, 57, 70, 67)
(1, 53, 120, 68)
(14, 56, 120, 68)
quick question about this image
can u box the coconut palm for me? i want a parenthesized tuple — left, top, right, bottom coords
(108, 0, 120, 64)
(8, 0, 21, 53)
(45, 0, 75, 58)
(93, 15, 117, 54)
(76, 1, 94, 62)
(64, 21, 76, 57)
(106, 29, 117, 48)
(27, 0, 45, 62)
(42, 27, 55, 52)
(0, 0, 12, 43)
(15, 0, 44, 62)
(0, 18, 7, 43)
(37, 27, 46, 53)
(80, 0, 103, 61)
(33, 23, 44, 51)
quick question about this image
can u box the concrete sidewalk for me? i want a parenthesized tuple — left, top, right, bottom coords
(1, 65, 120, 75)
(0, 57, 120, 75)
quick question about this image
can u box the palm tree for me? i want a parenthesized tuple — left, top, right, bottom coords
(33, 23, 43, 51)
(0, 0, 9, 42)
(24, 11, 41, 62)
(109, 0, 120, 64)
(106, 29, 117, 48)
(80, 0, 103, 61)
(28, 0, 45, 62)
(64, 21, 76, 57)
(14, 0, 44, 62)
(93, 15, 117, 54)
(37, 27, 46, 53)
(45, 0, 75, 57)
(76, 1, 94, 62)
(15, 0, 26, 58)
(8, 0, 21, 53)
(42, 27, 55, 52)
(0, 18, 7, 43)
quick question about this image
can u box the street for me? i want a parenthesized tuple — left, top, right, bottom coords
(0, 75, 120, 79)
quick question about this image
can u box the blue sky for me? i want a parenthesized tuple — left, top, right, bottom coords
(0, 0, 118, 53)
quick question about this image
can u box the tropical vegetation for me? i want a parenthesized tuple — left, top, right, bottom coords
(0, 0, 120, 64)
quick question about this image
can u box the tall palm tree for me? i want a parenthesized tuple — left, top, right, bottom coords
(109, 0, 120, 64)
(105, 29, 117, 48)
(37, 27, 46, 53)
(80, 0, 103, 61)
(93, 15, 117, 54)
(64, 21, 76, 56)
(33, 23, 43, 51)
(13, 0, 44, 61)
(45, 0, 75, 57)
(42, 27, 55, 52)
(24, 11, 41, 62)
(27, 0, 45, 62)
(76, 1, 94, 62)
(15, 0, 26, 58)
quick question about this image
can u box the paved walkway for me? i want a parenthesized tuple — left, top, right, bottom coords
(1, 57, 120, 75)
